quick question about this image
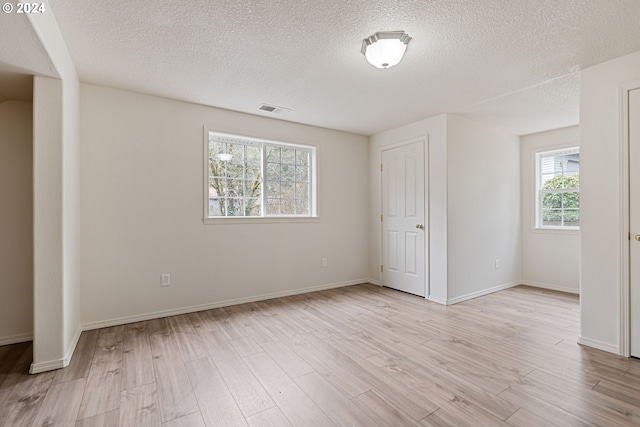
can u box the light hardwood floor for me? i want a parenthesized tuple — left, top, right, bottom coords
(1, 284, 639, 426)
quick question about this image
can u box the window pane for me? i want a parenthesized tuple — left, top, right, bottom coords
(207, 133, 316, 219)
(209, 197, 221, 216)
(296, 150, 309, 166)
(244, 179, 261, 198)
(210, 141, 226, 156)
(246, 145, 261, 162)
(563, 209, 580, 227)
(225, 198, 244, 216)
(564, 172, 579, 189)
(246, 161, 261, 180)
(295, 166, 309, 182)
(209, 178, 224, 197)
(564, 153, 580, 176)
(226, 179, 244, 197)
(214, 179, 229, 197)
(282, 148, 296, 164)
(296, 183, 309, 200)
(229, 143, 244, 161)
(295, 199, 309, 215)
(542, 209, 562, 226)
(281, 164, 294, 182)
(540, 152, 580, 190)
(541, 169, 563, 189)
(562, 192, 579, 210)
(209, 159, 226, 177)
(542, 192, 561, 209)
(266, 181, 280, 198)
(281, 182, 295, 199)
(266, 198, 280, 215)
(536, 148, 579, 228)
(266, 146, 280, 162)
(245, 198, 261, 216)
(226, 162, 244, 178)
(266, 163, 280, 181)
(281, 199, 295, 215)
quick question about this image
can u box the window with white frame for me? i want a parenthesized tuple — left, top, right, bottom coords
(535, 147, 579, 229)
(205, 131, 316, 219)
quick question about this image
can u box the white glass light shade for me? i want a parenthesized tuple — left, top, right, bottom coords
(361, 31, 411, 69)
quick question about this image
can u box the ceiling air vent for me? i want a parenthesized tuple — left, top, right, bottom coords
(258, 103, 292, 114)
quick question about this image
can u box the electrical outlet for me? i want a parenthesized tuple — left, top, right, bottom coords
(494, 259, 500, 269)
(161, 273, 170, 286)
(322, 258, 328, 268)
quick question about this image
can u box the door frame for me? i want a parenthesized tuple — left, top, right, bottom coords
(619, 79, 640, 357)
(378, 136, 429, 298)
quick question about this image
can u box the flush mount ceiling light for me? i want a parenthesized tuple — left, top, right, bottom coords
(361, 31, 411, 69)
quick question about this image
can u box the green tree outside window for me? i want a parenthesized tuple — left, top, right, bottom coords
(541, 174, 579, 227)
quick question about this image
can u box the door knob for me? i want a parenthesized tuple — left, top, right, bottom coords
(416, 224, 424, 230)
(635, 233, 640, 242)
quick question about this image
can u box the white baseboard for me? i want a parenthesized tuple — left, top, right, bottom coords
(63, 325, 82, 366)
(368, 279, 381, 286)
(445, 281, 521, 305)
(29, 324, 82, 374)
(521, 280, 579, 295)
(578, 335, 620, 355)
(0, 332, 33, 346)
(82, 279, 368, 331)
(29, 280, 368, 374)
(30, 358, 66, 374)
(428, 295, 447, 305)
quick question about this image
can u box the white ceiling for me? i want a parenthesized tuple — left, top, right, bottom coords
(0, 12, 57, 103)
(0, 14, 56, 77)
(48, 0, 640, 136)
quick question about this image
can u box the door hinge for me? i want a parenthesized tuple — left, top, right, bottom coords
(381, 214, 383, 222)
(630, 232, 632, 241)
(380, 164, 383, 172)
(381, 265, 384, 273)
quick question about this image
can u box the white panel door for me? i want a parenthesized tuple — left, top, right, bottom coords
(381, 140, 426, 297)
(630, 88, 640, 357)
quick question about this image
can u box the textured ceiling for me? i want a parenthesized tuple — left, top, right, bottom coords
(0, 12, 56, 79)
(0, 12, 55, 103)
(48, 0, 640, 136)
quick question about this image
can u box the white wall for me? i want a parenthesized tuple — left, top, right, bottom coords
(580, 50, 640, 354)
(62, 74, 81, 366)
(32, 76, 64, 370)
(520, 126, 580, 294)
(446, 115, 521, 302)
(369, 114, 448, 302)
(28, 10, 82, 373)
(79, 84, 370, 327)
(369, 114, 520, 304)
(0, 100, 33, 344)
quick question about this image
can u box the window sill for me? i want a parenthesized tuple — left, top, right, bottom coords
(203, 216, 320, 225)
(530, 227, 580, 235)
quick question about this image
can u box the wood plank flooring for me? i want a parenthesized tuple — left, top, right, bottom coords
(1, 284, 639, 426)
